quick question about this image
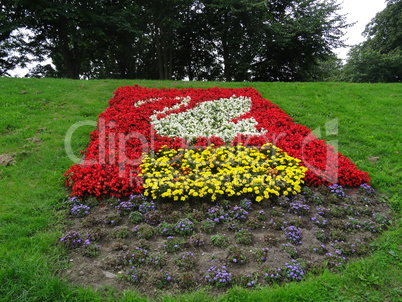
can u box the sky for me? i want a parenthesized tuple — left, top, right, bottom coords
(335, 0, 387, 60)
(8, 0, 388, 76)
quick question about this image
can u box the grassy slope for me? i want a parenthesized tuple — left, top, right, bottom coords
(0, 78, 401, 301)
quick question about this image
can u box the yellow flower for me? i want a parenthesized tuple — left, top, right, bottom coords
(140, 143, 307, 203)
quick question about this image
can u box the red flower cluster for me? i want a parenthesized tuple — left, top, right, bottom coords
(64, 86, 370, 198)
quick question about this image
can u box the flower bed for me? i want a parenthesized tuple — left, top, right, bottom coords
(64, 86, 370, 199)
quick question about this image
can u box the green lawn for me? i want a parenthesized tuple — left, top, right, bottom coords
(0, 78, 401, 301)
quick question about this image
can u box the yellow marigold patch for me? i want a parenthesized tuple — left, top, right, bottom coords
(140, 144, 307, 202)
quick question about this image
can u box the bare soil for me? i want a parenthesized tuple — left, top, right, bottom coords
(59, 186, 392, 299)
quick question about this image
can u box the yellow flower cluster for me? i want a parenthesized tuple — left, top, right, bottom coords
(140, 144, 308, 202)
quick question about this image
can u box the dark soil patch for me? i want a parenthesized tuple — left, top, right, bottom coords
(0, 154, 14, 166)
(59, 185, 392, 298)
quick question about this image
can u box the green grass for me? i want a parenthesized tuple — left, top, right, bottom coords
(0, 78, 401, 301)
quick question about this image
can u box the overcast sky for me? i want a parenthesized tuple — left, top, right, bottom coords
(335, 0, 387, 60)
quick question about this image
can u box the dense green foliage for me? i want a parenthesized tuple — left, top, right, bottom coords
(0, 78, 401, 301)
(1, 0, 348, 81)
(342, 0, 402, 82)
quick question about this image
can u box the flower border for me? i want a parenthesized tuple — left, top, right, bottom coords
(64, 86, 370, 198)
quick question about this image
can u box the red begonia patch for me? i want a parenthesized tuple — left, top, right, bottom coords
(64, 86, 370, 199)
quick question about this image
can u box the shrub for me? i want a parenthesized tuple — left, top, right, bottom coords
(210, 234, 230, 248)
(128, 211, 143, 224)
(125, 266, 144, 284)
(112, 226, 129, 239)
(255, 247, 269, 263)
(82, 239, 100, 257)
(175, 218, 195, 236)
(189, 233, 205, 247)
(235, 229, 253, 245)
(284, 226, 303, 245)
(205, 266, 233, 287)
(236, 272, 259, 287)
(115, 201, 135, 215)
(147, 252, 166, 268)
(70, 204, 90, 217)
(143, 210, 162, 225)
(227, 245, 247, 264)
(164, 236, 184, 253)
(133, 224, 154, 239)
(200, 219, 216, 233)
(176, 252, 196, 269)
(158, 222, 176, 237)
(60, 231, 83, 249)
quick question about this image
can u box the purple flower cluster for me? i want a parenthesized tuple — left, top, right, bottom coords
(239, 198, 252, 210)
(115, 201, 135, 215)
(264, 270, 281, 282)
(360, 183, 376, 195)
(189, 233, 205, 246)
(128, 266, 142, 283)
(158, 222, 175, 237)
(176, 252, 195, 268)
(154, 270, 172, 288)
(284, 225, 303, 245)
(66, 196, 80, 205)
(208, 205, 228, 223)
(205, 266, 233, 287)
(147, 252, 165, 268)
(363, 221, 378, 233)
(325, 252, 347, 268)
(256, 247, 269, 262)
(226, 219, 241, 231)
(59, 231, 83, 249)
(162, 272, 172, 282)
(311, 215, 328, 227)
(312, 244, 327, 255)
(164, 236, 182, 252)
(123, 247, 149, 265)
(128, 194, 147, 203)
(143, 210, 162, 225)
(345, 217, 362, 230)
(242, 274, 258, 287)
(175, 218, 194, 235)
(329, 184, 346, 198)
(70, 204, 90, 217)
(257, 210, 266, 220)
(229, 206, 249, 221)
(277, 195, 291, 206)
(316, 207, 327, 217)
(288, 200, 310, 215)
(373, 213, 389, 225)
(283, 260, 305, 281)
(281, 243, 299, 258)
(82, 237, 100, 256)
(138, 201, 156, 214)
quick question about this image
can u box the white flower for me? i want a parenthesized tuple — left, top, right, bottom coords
(149, 96, 266, 142)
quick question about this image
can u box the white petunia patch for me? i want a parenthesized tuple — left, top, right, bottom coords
(150, 96, 266, 143)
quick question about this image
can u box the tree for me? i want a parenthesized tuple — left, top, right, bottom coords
(1, 0, 350, 81)
(251, 0, 349, 81)
(0, 0, 31, 76)
(342, 0, 402, 82)
(199, 0, 265, 81)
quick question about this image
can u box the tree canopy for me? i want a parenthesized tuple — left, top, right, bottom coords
(342, 0, 402, 82)
(1, 0, 350, 81)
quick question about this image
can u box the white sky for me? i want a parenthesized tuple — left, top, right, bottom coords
(8, 0, 388, 76)
(335, 0, 387, 60)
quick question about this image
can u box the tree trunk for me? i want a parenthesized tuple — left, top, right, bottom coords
(59, 22, 81, 79)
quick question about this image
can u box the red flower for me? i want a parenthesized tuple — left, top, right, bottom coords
(64, 86, 370, 198)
